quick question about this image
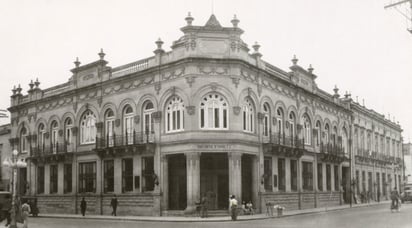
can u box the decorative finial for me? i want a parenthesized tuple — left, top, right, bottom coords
(34, 78, 40, 88)
(98, 48, 105, 60)
(185, 12, 194, 26)
(231, 14, 240, 28)
(17, 84, 22, 94)
(29, 79, 34, 90)
(155, 38, 164, 50)
(74, 57, 80, 68)
(344, 91, 349, 99)
(252, 42, 260, 52)
(292, 55, 298, 65)
(12, 85, 17, 95)
(308, 64, 314, 74)
(333, 85, 338, 94)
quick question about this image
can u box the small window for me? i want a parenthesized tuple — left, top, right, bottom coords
(166, 96, 185, 133)
(242, 98, 255, 133)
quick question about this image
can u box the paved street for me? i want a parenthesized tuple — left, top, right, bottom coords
(7, 203, 412, 228)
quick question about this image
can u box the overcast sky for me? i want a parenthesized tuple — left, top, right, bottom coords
(0, 0, 411, 141)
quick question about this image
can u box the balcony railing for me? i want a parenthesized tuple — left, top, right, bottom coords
(320, 143, 345, 156)
(265, 133, 304, 149)
(95, 131, 154, 149)
(31, 142, 75, 157)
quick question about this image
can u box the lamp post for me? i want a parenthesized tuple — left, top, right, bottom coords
(2, 149, 27, 228)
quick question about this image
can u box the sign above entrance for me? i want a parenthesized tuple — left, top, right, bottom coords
(196, 144, 232, 150)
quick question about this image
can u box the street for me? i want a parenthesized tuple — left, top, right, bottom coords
(9, 203, 412, 228)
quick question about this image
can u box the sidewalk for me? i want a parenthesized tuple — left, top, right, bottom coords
(38, 201, 390, 223)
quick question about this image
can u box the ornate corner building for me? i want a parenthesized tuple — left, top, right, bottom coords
(6, 14, 403, 216)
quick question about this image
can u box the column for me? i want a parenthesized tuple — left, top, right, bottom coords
(251, 155, 259, 210)
(338, 164, 342, 204)
(57, 163, 64, 194)
(331, 164, 335, 191)
(185, 152, 200, 213)
(30, 161, 36, 195)
(272, 156, 278, 192)
(44, 164, 50, 194)
(322, 163, 327, 192)
(229, 152, 242, 202)
(114, 158, 122, 194)
(285, 158, 291, 192)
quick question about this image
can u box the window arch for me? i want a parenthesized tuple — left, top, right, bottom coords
(38, 123, 46, 151)
(20, 127, 28, 153)
(51, 120, 59, 153)
(303, 115, 311, 145)
(276, 108, 284, 135)
(242, 98, 255, 133)
(262, 103, 271, 137)
(143, 101, 155, 134)
(123, 106, 134, 144)
(324, 123, 330, 144)
(166, 96, 184, 133)
(315, 121, 321, 146)
(342, 128, 348, 155)
(105, 109, 115, 147)
(64, 118, 73, 151)
(80, 110, 96, 144)
(288, 112, 296, 139)
(200, 93, 228, 130)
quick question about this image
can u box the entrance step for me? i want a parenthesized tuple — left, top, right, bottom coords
(162, 210, 229, 217)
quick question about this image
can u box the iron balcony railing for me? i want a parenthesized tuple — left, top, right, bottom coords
(265, 133, 305, 149)
(320, 142, 345, 155)
(31, 141, 75, 156)
(95, 131, 154, 149)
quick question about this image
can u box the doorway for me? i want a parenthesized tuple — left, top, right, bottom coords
(168, 154, 187, 210)
(200, 153, 228, 210)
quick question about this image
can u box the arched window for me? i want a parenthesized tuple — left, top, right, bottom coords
(288, 112, 296, 139)
(20, 127, 28, 153)
(38, 123, 46, 151)
(303, 115, 311, 145)
(324, 124, 330, 144)
(262, 103, 270, 137)
(276, 108, 284, 135)
(123, 106, 134, 144)
(200, 93, 228, 130)
(64, 118, 73, 152)
(51, 121, 59, 153)
(242, 98, 255, 133)
(342, 128, 348, 155)
(166, 96, 184, 133)
(105, 109, 115, 147)
(80, 110, 96, 144)
(143, 101, 155, 134)
(315, 121, 321, 146)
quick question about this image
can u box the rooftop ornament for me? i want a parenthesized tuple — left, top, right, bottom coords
(34, 78, 40, 89)
(231, 14, 240, 28)
(291, 55, 298, 65)
(98, 48, 105, 60)
(74, 57, 81, 68)
(185, 12, 194, 26)
(308, 64, 314, 74)
(155, 38, 164, 50)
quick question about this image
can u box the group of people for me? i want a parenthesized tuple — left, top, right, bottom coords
(0, 196, 31, 228)
(80, 195, 118, 217)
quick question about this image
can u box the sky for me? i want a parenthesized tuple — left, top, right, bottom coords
(0, 0, 411, 141)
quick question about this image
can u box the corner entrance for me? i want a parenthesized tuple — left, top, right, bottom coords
(168, 154, 187, 210)
(200, 153, 229, 210)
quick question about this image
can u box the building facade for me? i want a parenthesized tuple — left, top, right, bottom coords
(6, 14, 403, 216)
(403, 143, 412, 183)
(0, 124, 11, 191)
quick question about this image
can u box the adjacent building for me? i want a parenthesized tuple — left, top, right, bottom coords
(0, 124, 11, 191)
(5, 14, 403, 216)
(403, 143, 412, 183)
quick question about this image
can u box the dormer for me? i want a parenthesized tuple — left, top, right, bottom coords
(289, 55, 318, 92)
(170, 13, 250, 61)
(70, 49, 111, 88)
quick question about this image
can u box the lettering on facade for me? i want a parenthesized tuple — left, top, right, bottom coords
(196, 144, 231, 150)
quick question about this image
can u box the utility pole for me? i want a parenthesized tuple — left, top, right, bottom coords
(384, 0, 412, 34)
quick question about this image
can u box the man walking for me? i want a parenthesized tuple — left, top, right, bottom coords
(80, 197, 87, 216)
(111, 195, 118, 216)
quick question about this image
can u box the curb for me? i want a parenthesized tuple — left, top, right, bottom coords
(36, 202, 389, 223)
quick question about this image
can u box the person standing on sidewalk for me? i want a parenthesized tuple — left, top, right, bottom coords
(80, 197, 87, 216)
(111, 195, 118, 216)
(229, 195, 238, 221)
(21, 200, 31, 228)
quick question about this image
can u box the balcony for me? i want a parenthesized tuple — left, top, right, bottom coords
(95, 131, 155, 157)
(29, 142, 75, 163)
(318, 143, 346, 163)
(263, 133, 305, 158)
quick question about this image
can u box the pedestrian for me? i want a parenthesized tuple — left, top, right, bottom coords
(1, 194, 11, 227)
(21, 200, 31, 228)
(80, 197, 87, 216)
(200, 194, 208, 218)
(110, 195, 118, 216)
(229, 195, 238, 221)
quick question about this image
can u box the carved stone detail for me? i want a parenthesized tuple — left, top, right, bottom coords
(186, 106, 195, 115)
(233, 106, 241, 115)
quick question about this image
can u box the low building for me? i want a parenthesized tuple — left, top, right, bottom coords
(5, 14, 403, 216)
(0, 124, 12, 191)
